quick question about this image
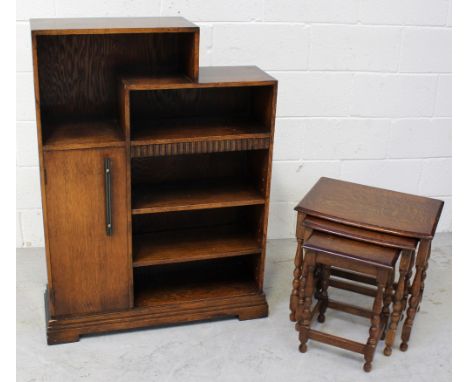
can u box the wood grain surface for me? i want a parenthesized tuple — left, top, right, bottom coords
(296, 177, 444, 238)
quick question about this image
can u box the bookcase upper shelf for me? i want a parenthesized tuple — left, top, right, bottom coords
(123, 67, 277, 156)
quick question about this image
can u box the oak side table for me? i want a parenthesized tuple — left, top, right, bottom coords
(290, 177, 444, 351)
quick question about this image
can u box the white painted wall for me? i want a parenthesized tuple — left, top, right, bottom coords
(16, 0, 452, 247)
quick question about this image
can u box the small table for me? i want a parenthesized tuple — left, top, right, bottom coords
(290, 177, 444, 351)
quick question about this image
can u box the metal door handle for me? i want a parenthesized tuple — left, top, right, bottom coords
(104, 158, 112, 236)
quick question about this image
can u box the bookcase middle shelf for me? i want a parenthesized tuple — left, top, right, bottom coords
(132, 179, 265, 215)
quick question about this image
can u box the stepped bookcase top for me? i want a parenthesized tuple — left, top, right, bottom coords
(122, 66, 276, 89)
(30, 16, 198, 34)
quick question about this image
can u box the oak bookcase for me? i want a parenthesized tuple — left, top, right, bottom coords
(31, 17, 277, 344)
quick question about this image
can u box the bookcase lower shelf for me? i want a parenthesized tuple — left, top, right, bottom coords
(45, 287, 268, 345)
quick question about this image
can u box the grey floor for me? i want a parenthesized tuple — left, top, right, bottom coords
(17, 234, 451, 382)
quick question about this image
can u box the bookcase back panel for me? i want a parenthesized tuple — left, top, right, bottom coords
(36, 33, 196, 123)
(133, 255, 260, 307)
(129, 86, 274, 140)
(130, 87, 252, 120)
(132, 206, 263, 235)
(131, 151, 268, 186)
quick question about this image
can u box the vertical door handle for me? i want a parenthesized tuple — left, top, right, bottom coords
(104, 158, 112, 236)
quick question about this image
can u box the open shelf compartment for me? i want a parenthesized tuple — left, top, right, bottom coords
(128, 84, 274, 149)
(133, 255, 261, 307)
(35, 29, 199, 150)
(131, 151, 269, 214)
(132, 205, 264, 267)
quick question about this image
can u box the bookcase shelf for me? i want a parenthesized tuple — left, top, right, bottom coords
(133, 226, 261, 267)
(134, 256, 259, 307)
(43, 119, 125, 151)
(33, 17, 277, 345)
(130, 117, 270, 146)
(132, 179, 265, 214)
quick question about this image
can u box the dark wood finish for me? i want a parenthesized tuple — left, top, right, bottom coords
(131, 137, 270, 158)
(364, 272, 386, 372)
(33, 18, 277, 343)
(384, 249, 412, 356)
(303, 231, 400, 269)
(32, 17, 199, 81)
(122, 66, 276, 89)
(46, 292, 267, 345)
(44, 148, 131, 316)
(303, 216, 417, 250)
(131, 151, 267, 186)
(308, 328, 367, 354)
(330, 268, 377, 286)
(400, 239, 431, 351)
(289, 212, 307, 321)
(124, 75, 276, 158)
(381, 271, 394, 340)
(133, 256, 259, 306)
(296, 177, 443, 239)
(317, 265, 330, 322)
(291, 177, 444, 351)
(34, 22, 199, 153)
(131, 118, 269, 145)
(36, 32, 198, 119)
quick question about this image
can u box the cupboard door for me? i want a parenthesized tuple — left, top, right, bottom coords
(44, 147, 131, 316)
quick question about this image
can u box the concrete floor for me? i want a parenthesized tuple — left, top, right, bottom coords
(17, 234, 451, 382)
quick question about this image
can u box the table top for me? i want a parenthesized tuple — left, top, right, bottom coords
(303, 216, 418, 250)
(304, 231, 400, 269)
(296, 177, 444, 239)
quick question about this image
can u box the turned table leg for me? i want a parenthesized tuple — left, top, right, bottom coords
(418, 241, 432, 309)
(317, 265, 330, 323)
(364, 271, 386, 372)
(298, 251, 316, 353)
(296, 247, 310, 323)
(400, 239, 432, 351)
(290, 237, 305, 322)
(401, 250, 415, 321)
(381, 269, 394, 340)
(384, 250, 411, 355)
(290, 212, 309, 322)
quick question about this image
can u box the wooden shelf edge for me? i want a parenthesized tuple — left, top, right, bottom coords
(43, 141, 126, 151)
(132, 228, 263, 268)
(122, 67, 276, 90)
(132, 199, 265, 215)
(126, 81, 276, 91)
(32, 17, 199, 35)
(42, 119, 125, 151)
(133, 247, 262, 268)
